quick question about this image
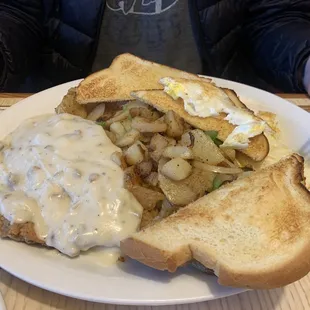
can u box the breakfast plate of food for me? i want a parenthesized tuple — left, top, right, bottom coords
(1, 54, 310, 305)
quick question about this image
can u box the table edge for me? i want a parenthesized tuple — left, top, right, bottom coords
(0, 93, 33, 98)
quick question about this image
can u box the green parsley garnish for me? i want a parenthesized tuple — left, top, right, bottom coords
(204, 130, 218, 141)
(204, 130, 223, 146)
(214, 138, 223, 146)
(212, 175, 223, 191)
(96, 121, 106, 127)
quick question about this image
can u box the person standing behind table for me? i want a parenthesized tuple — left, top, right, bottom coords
(0, 0, 309, 94)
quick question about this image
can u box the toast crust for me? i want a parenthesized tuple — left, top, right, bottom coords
(121, 154, 310, 289)
(131, 90, 269, 161)
(122, 238, 192, 272)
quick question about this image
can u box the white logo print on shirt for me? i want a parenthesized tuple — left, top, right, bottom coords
(107, 0, 179, 15)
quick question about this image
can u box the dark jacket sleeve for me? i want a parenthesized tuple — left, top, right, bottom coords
(0, 0, 43, 91)
(245, 0, 310, 92)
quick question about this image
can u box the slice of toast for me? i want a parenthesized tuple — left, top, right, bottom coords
(131, 90, 269, 161)
(121, 154, 310, 289)
(76, 53, 207, 104)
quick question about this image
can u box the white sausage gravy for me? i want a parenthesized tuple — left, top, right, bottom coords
(0, 113, 143, 257)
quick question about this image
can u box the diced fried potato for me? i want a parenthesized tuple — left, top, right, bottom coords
(179, 131, 195, 147)
(158, 167, 215, 206)
(161, 158, 192, 181)
(140, 209, 159, 229)
(120, 119, 132, 132)
(115, 129, 140, 147)
(157, 199, 179, 219)
(158, 174, 196, 206)
(125, 143, 145, 165)
(130, 107, 160, 121)
(132, 117, 167, 133)
(164, 110, 184, 138)
(124, 166, 142, 188)
(165, 137, 177, 146)
(135, 161, 153, 178)
(139, 133, 153, 143)
(104, 130, 117, 143)
(149, 134, 169, 151)
(110, 151, 127, 169)
(129, 186, 165, 211)
(150, 151, 162, 163)
(149, 134, 169, 162)
(190, 129, 225, 165)
(136, 141, 149, 160)
(144, 172, 159, 187)
(110, 122, 126, 138)
(162, 146, 194, 159)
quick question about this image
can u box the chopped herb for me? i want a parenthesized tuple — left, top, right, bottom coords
(204, 130, 218, 141)
(204, 130, 223, 146)
(214, 138, 223, 146)
(212, 175, 223, 191)
(96, 121, 106, 127)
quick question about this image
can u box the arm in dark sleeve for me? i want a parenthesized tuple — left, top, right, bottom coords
(0, 0, 43, 91)
(245, 0, 310, 92)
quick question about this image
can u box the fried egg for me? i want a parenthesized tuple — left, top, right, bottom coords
(160, 77, 266, 149)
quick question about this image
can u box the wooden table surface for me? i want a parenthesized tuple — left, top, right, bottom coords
(0, 93, 310, 310)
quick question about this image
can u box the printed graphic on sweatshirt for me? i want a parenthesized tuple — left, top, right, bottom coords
(107, 0, 179, 15)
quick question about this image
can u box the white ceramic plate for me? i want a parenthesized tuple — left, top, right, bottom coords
(0, 78, 309, 306)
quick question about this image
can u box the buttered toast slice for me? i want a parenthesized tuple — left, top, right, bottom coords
(131, 90, 269, 161)
(76, 53, 206, 104)
(121, 154, 310, 289)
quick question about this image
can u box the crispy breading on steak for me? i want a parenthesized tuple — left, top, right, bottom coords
(55, 87, 88, 118)
(0, 215, 45, 245)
